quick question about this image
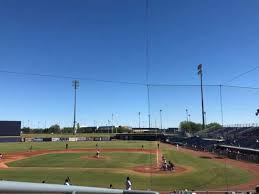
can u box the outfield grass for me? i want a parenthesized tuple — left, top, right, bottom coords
(8, 152, 155, 168)
(0, 141, 254, 191)
(0, 141, 156, 153)
(22, 133, 112, 138)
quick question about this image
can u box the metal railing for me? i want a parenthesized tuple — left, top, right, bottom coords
(0, 181, 159, 194)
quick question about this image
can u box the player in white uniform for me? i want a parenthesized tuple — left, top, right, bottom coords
(125, 177, 132, 190)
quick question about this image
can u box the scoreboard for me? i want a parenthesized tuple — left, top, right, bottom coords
(0, 121, 21, 136)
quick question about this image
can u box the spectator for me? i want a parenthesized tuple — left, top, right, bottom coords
(191, 190, 196, 194)
(109, 184, 113, 189)
(256, 185, 259, 194)
(64, 179, 70, 186)
(125, 177, 132, 190)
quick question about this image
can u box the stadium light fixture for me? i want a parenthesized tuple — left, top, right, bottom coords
(197, 64, 205, 130)
(72, 80, 79, 135)
(256, 109, 259, 116)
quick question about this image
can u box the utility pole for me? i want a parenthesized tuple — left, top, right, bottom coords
(138, 112, 141, 128)
(198, 64, 205, 130)
(72, 80, 79, 135)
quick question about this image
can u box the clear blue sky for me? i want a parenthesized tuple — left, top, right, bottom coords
(0, 0, 259, 128)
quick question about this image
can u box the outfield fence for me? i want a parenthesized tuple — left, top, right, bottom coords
(0, 181, 159, 194)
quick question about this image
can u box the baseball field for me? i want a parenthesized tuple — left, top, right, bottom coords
(0, 140, 258, 192)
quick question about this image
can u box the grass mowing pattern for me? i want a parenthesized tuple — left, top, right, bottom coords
(0, 141, 254, 191)
(8, 152, 155, 168)
(22, 133, 112, 138)
(0, 141, 157, 153)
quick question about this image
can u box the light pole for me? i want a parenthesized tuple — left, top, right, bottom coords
(147, 85, 151, 129)
(108, 120, 110, 134)
(111, 114, 114, 133)
(72, 80, 79, 135)
(138, 112, 141, 128)
(204, 111, 207, 127)
(198, 64, 205, 130)
(188, 114, 191, 122)
(159, 109, 163, 131)
(185, 109, 189, 122)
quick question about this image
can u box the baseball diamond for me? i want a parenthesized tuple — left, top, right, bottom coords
(0, 141, 257, 192)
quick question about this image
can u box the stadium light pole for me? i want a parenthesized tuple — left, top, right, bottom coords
(108, 120, 110, 134)
(185, 109, 189, 122)
(219, 85, 224, 126)
(138, 112, 141, 128)
(204, 111, 207, 127)
(72, 80, 79, 135)
(159, 109, 163, 131)
(111, 113, 114, 133)
(147, 85, 151, 129)
(198, 64, 205, 130)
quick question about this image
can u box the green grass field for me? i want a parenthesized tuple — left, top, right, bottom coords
(0, 141, 254, 191)
(0, 141, 156, 153)
(21, 133, 112, 138)
(8, 152, 155, 168)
